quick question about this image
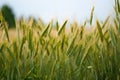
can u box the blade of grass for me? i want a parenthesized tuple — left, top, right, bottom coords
(3, 22, 10, 42)
(56, 21, 59, 31)
(90, 6, 94, 25)
(58, 20, 67, 35)
(109, 28, 117, 47)
(41, 23, 50, 37)
(102, 16, 110, 29)
(96, 20, 104, 42)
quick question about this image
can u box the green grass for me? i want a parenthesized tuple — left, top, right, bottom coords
(0, 0, 120, 80)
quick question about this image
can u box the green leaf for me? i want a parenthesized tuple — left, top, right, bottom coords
(96, 20, 104, 42)
(90, 6, 94, 25)
(41, 23, 50, 37)
(109, 28, 116, 47)
(102, 16, 110, 29)
(58, 20, 67, 35)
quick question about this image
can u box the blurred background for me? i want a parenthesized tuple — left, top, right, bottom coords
(0, 0, 114, 23)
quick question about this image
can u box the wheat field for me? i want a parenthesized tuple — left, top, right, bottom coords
(0, 0, 120, 80)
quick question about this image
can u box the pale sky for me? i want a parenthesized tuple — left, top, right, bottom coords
(0, 0, 114, 23)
